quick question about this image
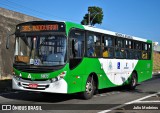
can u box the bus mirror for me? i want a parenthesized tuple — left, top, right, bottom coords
(6, 33, 14, 49)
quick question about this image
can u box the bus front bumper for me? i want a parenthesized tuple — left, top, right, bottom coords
(12, 76, 68, 93)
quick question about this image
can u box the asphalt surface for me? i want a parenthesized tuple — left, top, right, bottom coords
(0, 74, 160, 113)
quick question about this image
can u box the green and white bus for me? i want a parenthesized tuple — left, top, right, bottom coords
(7, 21, 153, 99)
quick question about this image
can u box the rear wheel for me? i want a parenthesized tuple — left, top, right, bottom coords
(81, 76, 95, 99)
(128, 72, 137, 89)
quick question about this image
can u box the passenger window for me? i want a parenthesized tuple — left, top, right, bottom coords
(87, 35, 95, 57)
(124, 40, 134, 59)
(115, 38, 124, 48)
(142, 43, 149, 60)
(115, 38, 124, 58)
(129, 40, 133, 49)
(102, 36, 114, 58)
(87, 33, 101, 57)
(142, 43, 148, 51)
(134, 42, 141, 50)
(148, 44, 151, 51)
(142, 51, 148, 59)
(69, 29, 85, 70)
(128, 50, 134, 59)
(125, 40, 129, 48)
(134, 51, 141, 59)
(148, 44, 151, 60)
(95, 34, 101, 57)
(69, 30, 85, 58)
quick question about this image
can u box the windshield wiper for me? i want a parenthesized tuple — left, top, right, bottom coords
(15, 61, 28, 65)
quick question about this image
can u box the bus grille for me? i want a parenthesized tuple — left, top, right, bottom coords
(21, 82, 49, 90)
(17, 78, 50, 90)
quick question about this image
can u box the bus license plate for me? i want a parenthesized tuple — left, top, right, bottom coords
(28, 84, 38, 88)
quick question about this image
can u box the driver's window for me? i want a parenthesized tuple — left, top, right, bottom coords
(69, 29, 85, 58)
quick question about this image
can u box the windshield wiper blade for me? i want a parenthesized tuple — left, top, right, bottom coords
(15, 61, 28, 65)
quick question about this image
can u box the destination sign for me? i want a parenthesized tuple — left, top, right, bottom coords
(20, 24, 58, 32)
(115, 33, 133, 39)
(17, 22, 65, 33)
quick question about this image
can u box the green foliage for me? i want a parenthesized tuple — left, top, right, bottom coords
(81, 6, 104, 26)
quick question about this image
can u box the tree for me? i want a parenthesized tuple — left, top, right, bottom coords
(81, 6, 103, 26)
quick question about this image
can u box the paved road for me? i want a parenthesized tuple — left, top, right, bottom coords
(0, 74, 160, 113)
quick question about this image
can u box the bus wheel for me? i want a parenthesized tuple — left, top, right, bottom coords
(81, 76, 95, 99)
(128, 72, 137, 90)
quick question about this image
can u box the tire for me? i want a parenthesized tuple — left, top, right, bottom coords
(81, 76, 95, 100)
(128, 72, 137, 90)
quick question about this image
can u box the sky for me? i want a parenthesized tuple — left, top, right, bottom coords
(0, 0, 160, 44)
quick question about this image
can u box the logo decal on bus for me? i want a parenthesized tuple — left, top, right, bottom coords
(28, 74, 31, 79)
(124, 62, 129, 69)
(34, 59, 40, 65)
(108, 61, 112, 70)
(117, 62, 120, 69)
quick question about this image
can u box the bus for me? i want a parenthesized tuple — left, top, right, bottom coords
(6, 21, 153, 99)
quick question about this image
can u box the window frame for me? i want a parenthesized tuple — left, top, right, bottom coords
(86, 31, 102, 58)
(102, 35, 115, 58)
(68, 28, 85, 59)
(84, 30, 152, 60)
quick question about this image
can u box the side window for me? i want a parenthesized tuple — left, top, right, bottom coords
(124, 40, 134, 59)
(125, 40, 129, 48)
(115, 38, 124, 58)
(115, 38, 124, 48)
(69, 29, 85, 58)
(87, 32, 101, 57)
(102, 35, 114, 58)
(134, 42, 142, 59)
(148, 44, 152, 60)
(95, 34, 101, 57)
(148, 44, 151, 51)
(134, 42, 141, 50)
(129, 40, 133, 49)
(142, 43, 148, 59)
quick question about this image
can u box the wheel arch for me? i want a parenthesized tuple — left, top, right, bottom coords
(132, 70, 138, 82)
(88, 72, 99, 90)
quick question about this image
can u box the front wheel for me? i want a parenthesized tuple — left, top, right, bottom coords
(81, 76, 95, 100)
(128, 72, 137, 90)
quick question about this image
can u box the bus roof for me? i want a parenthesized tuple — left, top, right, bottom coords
(16, 21, 152, 43)
(65, 21, 152, 43)
(82, 25, 151, 43)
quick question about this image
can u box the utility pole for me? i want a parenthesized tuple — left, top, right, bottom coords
(88, 7, 90, 25)
(90, 12, 101, 25)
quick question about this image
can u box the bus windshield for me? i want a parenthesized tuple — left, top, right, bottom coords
(14, 35, 67, 66)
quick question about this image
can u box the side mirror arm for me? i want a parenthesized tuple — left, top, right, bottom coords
(6, 33, 15, 49)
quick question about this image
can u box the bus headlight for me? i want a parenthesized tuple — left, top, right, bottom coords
(50, 71, 66, 83)
(14, 75, 21, 81)
(12, 71, 15, 75)
(59, 71, 66, 78)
